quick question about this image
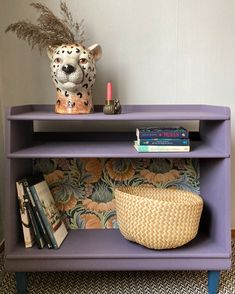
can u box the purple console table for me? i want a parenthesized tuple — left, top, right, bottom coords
(4, 104, 231, 294)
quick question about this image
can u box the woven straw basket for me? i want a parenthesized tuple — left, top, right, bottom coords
(114, 186, 203, 250)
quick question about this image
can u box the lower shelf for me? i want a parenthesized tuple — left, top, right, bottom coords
(6, 229, 231, 272)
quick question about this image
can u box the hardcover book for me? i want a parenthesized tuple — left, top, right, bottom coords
(30, 179, 68, 248)
(137, 138, 190, 146)
(134, 141, 190, 152)
(22, 178, 51, 248)
(136, 126, 189, 139)
(23, 196, 46, 249)
(16, 181, 35, 248)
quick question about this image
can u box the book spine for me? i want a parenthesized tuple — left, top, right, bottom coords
(16, 182, 35, 248)
(134, 142, 190, 152)
(136, 128, 189, 139)
(22, 179, 53, 249)
(30, 185, 58, 249)
(137, 138, 190, 146)
(137, 132, 188, 139)
(24, 198, 45, 249)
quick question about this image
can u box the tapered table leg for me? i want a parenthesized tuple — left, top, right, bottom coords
(15, 272, 27, 294)
(208, 271, 220, 294)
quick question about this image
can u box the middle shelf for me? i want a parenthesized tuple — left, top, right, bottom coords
(8, 140, 229, 158)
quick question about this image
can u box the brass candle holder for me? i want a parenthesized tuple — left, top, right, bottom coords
(103, 99, 122, 115)
(103, 82, 122, 115)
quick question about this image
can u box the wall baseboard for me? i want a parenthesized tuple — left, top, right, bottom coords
(0, 231, 235, 253)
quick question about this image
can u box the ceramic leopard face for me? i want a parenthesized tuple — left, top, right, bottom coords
(48, 43, 102, 114)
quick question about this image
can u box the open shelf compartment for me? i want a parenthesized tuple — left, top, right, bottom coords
(6, 105, 231, 158)
(5, 157, 231, 272)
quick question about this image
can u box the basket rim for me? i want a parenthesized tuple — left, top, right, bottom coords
(114, 186, 203, 205)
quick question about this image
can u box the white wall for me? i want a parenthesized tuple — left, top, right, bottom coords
(0, 0, 235, 241)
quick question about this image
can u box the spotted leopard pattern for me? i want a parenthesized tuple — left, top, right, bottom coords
(48, 43, 100, 114)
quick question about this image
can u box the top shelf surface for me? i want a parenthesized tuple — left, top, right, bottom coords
(7, 104, 230, 121)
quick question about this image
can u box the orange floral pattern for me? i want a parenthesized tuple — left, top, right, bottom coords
(80, 214, 102, 229)
(34, 158, 199, 229)
(80, 158, 102, 183)
(54, 192, 77, 212)
(83, 198, 116, 212)
(140, 169, 180, 184)
(44, 170, 64, 184)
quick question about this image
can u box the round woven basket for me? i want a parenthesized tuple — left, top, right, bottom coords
(114, 186, 203, 250)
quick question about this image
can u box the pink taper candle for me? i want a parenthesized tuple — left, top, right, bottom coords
(106, 82, 113, 101)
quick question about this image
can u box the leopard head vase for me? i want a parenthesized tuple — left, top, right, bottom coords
(47, 43, 102, 114)
(5, 1, 102, 114)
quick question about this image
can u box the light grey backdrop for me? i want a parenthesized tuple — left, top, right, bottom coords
(1, 0, 235, 242)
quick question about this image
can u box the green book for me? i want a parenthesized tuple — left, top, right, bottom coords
(30, 180, 68, 249)
(24, 197, 45, 249)
(22, 178, 52, 249)
(134, 141, 190, 152)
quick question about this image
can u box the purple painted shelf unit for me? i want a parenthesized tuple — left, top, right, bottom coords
(4, 104, 231, 294)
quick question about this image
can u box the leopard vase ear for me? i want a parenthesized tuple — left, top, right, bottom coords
(88, 44, 102, 61)
(47, 45, 57, 60)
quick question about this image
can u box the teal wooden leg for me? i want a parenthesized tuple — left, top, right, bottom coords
(208, 271, 220, 294)
(15, 272, 27, 294)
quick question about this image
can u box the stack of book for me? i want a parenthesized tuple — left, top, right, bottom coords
(16, 174, 68, 249)
(134, 126, 190, 152)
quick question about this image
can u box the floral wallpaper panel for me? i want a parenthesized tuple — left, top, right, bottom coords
(33, 158, 200, 230)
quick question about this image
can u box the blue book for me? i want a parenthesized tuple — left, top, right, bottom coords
(136, 126, 189, 139)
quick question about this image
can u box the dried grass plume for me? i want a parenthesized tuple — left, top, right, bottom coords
(5, 1, 85, 51)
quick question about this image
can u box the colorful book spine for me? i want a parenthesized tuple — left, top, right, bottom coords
(137, 138, 190, 146)
(16, 181, 35, 248)
(136, 127, 189, 139)
(22, 178, 52, 249)
(134, 141, 190, 152)
(30, 185, 59, 249)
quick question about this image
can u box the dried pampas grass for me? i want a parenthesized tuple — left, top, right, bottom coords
(5, 1, 85, 51)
